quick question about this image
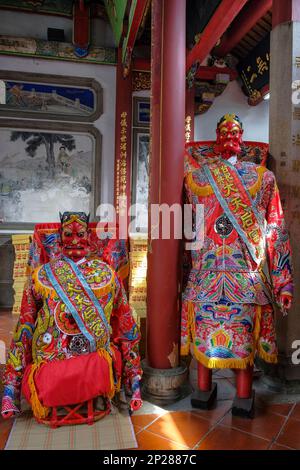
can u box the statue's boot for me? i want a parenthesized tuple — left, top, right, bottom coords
(232, 366, 255, 419)
(191, 362, 217, 410)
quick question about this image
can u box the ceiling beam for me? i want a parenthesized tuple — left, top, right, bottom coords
(196, 66, 237, 81)
(122, 0, 149, 66)
(132, 58, 151, 71)
(186, 0, 248, 72)
(215, 0, 272, 57)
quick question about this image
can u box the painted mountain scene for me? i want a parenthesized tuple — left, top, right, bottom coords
(0, 129, 93, 223)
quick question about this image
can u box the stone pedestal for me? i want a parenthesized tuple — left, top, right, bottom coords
(141, 360, 188, 405)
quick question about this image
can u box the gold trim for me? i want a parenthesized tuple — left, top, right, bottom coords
(181, 302, 277, 368)
(33, 263, 116, 300)
(186, 172, 213, 196)
(248, 166, 267, 196)
(186, 165, 267, 198)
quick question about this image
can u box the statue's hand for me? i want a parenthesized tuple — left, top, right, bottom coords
(130, 397, 143, 412)
(279, 292, 292, 316)
(1, 396, 20, 419)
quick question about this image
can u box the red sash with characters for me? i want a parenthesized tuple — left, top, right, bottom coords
(203, 160, 265, 264)
(35, 258, 115, 352)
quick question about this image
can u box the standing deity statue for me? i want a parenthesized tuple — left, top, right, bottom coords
(2, 211, 142, 426)
(181, 114, 293, 417)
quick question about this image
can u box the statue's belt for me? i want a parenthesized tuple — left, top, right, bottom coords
(203, 161, 265, 264)
(44, 258, 112, 352)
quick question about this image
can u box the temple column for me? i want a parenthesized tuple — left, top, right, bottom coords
(266, 0, 300, 388)
(143, 0, 187, 403)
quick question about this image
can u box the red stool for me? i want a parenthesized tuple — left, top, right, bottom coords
(36, 398, 111, 428)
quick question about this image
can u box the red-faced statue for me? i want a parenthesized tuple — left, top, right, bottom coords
(215, 113, 244, 159)
(60, 212, 90, 261)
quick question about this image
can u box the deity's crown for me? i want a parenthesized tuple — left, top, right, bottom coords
(59, 211, 90, 227)
(217, 113, 243, 130)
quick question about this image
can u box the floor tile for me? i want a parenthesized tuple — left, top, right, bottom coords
(258, 402, 295, 417)
(136, 430, 189, 450)
(270, 442, 295, 450)
(146, 411, 211, 448)
(131, 413, 160, 430)
(196, 424, 270, 450)
(132, 424, 143, 434)
(290, 403, 300, 421)
(276, 418, 300, 449)
(133, 400, 167, 416)
(220, 405, 286, 441)
(191, 401, 232, 424)
(190, 376, 235, 400)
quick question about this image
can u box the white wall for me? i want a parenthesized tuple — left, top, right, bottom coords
(0, 55, 116, 205)
(0, 11, 73, 42)
(195, 80, 269, 143)
(0, 11, 116, 47)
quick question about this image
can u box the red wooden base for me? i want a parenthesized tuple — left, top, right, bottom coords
(235, 366, 253, 399)
(197, 363, 253, 399)
(36, 398, 111, 428)
(197, 362, 212, 392)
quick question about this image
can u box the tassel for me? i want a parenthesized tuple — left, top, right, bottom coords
(193, 348, 255, 369)
(117, 263, 129, 281)
(97, 349, 115, 399)
(258, 343, 278, 364)
(187, 301, 256, 369)
(180, 302, 195, 356)
(27, 363, 49, 419)
(32, 267, 54, 299)
(253, 305, 262, 343)
(180, 302, 194, 356)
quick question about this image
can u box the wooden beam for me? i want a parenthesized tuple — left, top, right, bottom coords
(273, 0, 300, 28)
(122, 0, 149, 66)
(132, 58, 151, 71)
(186, 0, 247, 72)
(196, 66, 237, 81)
(215, 0, 272, 57)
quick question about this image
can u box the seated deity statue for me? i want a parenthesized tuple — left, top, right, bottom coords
(1, 211, 142, 426)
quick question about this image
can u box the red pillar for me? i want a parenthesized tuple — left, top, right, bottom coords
(185, 86, 195, 143)
(114, 48, 132, 219)
(146, 0, 186, 370)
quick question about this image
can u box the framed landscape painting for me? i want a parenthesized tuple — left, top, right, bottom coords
(0, 121, 101, 229)
(0, 71, 102, 122)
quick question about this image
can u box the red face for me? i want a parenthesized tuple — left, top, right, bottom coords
(216, 121, 243, 159)
(61, 221, 90, 260)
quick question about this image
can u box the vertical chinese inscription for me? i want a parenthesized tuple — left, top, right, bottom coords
(185, 115, 192, 143)
(116, 110, 128, 214)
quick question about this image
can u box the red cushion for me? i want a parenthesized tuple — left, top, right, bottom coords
(22, 352, 115, 407)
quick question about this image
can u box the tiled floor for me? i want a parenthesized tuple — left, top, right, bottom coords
(0, 310, 300, 450)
